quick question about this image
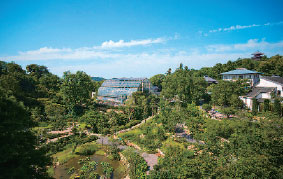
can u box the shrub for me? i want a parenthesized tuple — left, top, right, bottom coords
(79, 161, 98, 178)
(122, 148, 148, 178)
(252, 98, 258, 115)
(101, 162, 113, 178)
(75, 143, 98, 155)
(95, 150, 105, 156)
(85, 135, 98, 143)
(202, 104, 212, 112)
(221, 107, 236, 118)
(68, 167, 75, 174)
(273, 98, 282, 117)
(109, 144, 120, 160)
(263, 99, 270, 112)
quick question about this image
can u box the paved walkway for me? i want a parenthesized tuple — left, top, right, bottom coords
(141, 152, 158, 170)
(97, 115, 159, 172)
(175, 131, 197, 143)
(115, 115, 156, 135)
(96, 135, 158, 171)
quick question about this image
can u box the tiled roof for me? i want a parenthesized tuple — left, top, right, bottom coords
(252, 51, 264, 55)
(246, 87, 275, 98)
(221, 69, 261, 75)
(204, 76, 218, 83)
(261, 76, 283, 85)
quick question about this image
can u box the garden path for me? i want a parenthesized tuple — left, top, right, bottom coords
(97, 115, 159, 172)
(115, 115, 156, 135)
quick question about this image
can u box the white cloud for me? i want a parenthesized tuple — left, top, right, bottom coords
(19, 47, 72, 55)
(1, 38, 283, 78)
(209, 21, 283, 33)
(49, 51, 248, 78)
(206, 39, 283, 52)
(1, 36, 173, 61)
(100, 38, 165, 48)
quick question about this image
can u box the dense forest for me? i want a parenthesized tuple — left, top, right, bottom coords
(0, 55, 282, 178)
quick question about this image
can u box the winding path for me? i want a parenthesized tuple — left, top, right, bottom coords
(97, 115, 159, 172)
(47, 115, 159, 172)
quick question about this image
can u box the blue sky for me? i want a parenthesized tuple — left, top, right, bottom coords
(1, 0, 283, 78)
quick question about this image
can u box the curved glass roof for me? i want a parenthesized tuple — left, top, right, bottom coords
(97, 78, 151, 104)
(101, 80, 142, 88)
(98, 87, 138, 98)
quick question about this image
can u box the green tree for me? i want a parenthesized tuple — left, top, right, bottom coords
(161, 64, 207, 105)
(26, 64, 49, 80)
(273, 98, 282, 117)
(0, 89, 51, 178)
(60, 71, 93, 116)
(230, 94, 243, 108)
(101, 162, 114, 178)
(252, 98, 258, 115)
(202, 104, 212, 112)
(81, 110, 108, 134)
(150, 74, 165, 91)
(210, 80, 248, 107)
(263, 99, 270, 112)
(221, 107, 236, 118)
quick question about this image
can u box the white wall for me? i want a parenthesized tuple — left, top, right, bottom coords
(240, 96, 253, 109)
(256, 78, 283, 97)
(261, 93, 271, 99)
(223, 74, 259, 86)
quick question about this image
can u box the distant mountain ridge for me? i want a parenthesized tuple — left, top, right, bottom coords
(91, 77, 105, 81)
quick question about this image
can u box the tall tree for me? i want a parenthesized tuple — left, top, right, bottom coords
(0, 89, 51, 178)
(210, 80, 248, 107)
(161, 64, 207, 105)
(149, 74, 165, 91)
(60, 71, 93, 116)
(273, 98, 282, 117)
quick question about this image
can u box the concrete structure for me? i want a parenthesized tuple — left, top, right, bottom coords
(240, 75, 283, 109)
(221, 68, 261, 86)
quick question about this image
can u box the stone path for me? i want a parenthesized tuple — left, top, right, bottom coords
(96, 115, 160, 172)
(141, 152, 158, 170)
(115, 115, 156, 135)
(175, 131, 197, 143)
(96, 135, 128, 150)
(48, 126, 72, 134)
(96, 135, 159, 172)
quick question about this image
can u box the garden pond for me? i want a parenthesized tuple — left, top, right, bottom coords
(53, 153, 126, 179)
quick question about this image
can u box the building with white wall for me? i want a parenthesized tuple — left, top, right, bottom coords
(240, 76, 283, 109)
(221, 68, 261, 86)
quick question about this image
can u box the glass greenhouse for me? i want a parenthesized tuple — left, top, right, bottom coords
(97, 78, 153, 105)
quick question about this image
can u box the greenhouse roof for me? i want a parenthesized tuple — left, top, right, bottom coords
(101, 78, 149, 88)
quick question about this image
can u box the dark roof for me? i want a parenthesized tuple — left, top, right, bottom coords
(261, 76, 283, 85)
(252, 51, 264, 55)
(204, 76, 218, 83)
(246, 87, 275, 98)
(221, 68, 261, 75)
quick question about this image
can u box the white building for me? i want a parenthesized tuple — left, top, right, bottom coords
(240, 76, 283, 109)
(221, 68, 261, 86)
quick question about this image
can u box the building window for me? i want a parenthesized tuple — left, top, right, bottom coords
(239, 75, 243, 79)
